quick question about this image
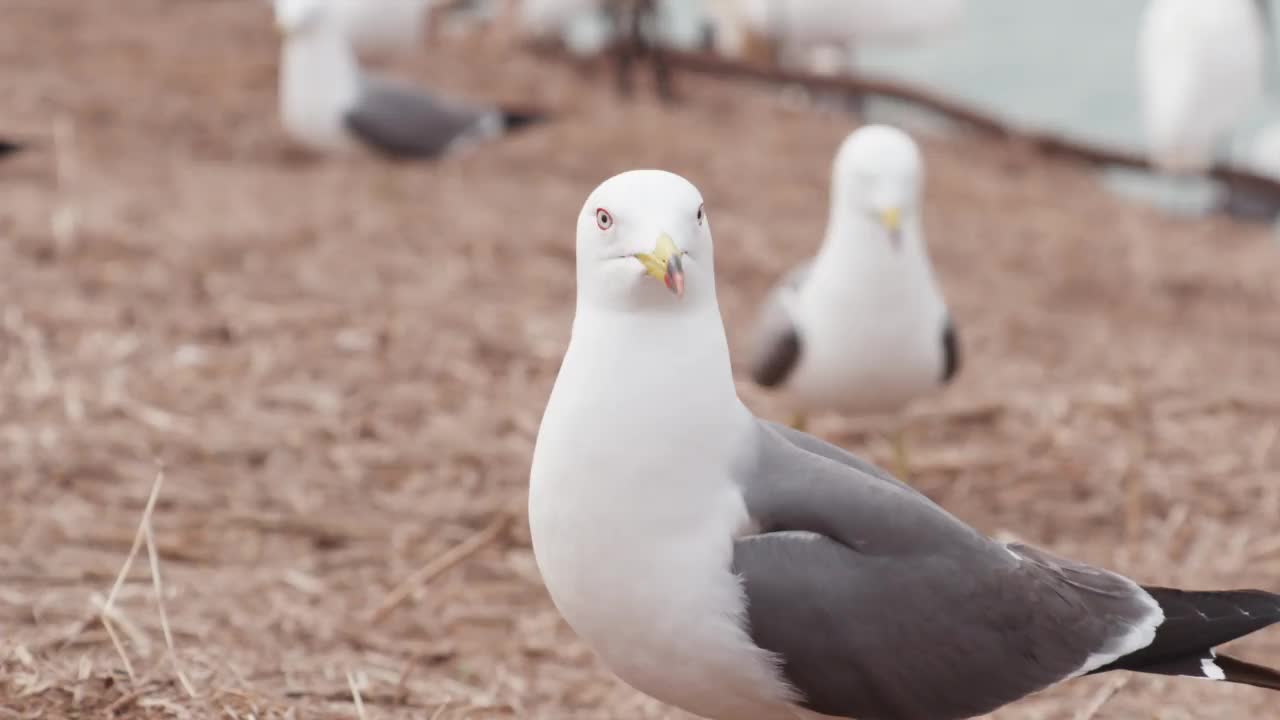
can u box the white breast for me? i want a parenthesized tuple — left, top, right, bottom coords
(279, 32, 363, 153)
(530, 474, 791, 719)
(529, 311, 795, 719)
(783, 232, 948, 416)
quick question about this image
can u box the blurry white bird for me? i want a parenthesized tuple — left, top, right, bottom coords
(749, 125, 958, 474)
(1137, 0, 1267, 175)
(274, 0, 543, 159)
(263, 0, 434, 54)
(334, 0, 433, 53)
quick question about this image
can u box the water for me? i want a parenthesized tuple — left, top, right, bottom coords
(558, 0, 1280, 210)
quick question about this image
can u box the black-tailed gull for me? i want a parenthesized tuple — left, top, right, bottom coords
(748, 125, 958, 473)
(274, 0, 544, 159)
(528, 168, 1280, 720)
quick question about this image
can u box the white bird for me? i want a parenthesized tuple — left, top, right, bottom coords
(334, 0, 433, 53)
(529, 167, 1280, 720)
(273, 0, 543, 159)
(748, 125, 957, 471)
(1137, 0, 1266, 175)
(262, 0, 433, 54)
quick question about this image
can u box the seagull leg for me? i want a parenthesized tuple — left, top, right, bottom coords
(787, 412, 808, 432)
(639, 0, 675, 102)
(890, 427, 913, 482)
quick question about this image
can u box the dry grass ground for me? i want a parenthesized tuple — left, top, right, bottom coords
(2, 1, 1280, 718)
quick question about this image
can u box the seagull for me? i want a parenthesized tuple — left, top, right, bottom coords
(260, 0, 436, 55)
(1137, 0, 1266, 176)
(273, 0, 544, 159)
(529, 168, 1280, 720)
(748, 125, 957, 474)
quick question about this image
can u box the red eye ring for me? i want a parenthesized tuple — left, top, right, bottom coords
(696, 203, 705, 225)
(596, 208, 613, 230)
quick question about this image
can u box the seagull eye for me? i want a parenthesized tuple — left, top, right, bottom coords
(696, 204, 705, 225)
(596, 208, 613, 231)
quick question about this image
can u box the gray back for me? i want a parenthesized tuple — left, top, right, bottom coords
(344, 74, 492, 159)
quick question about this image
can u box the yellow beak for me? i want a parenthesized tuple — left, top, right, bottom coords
(878, 207, 901, 233)
(878, 207, 903, 250)
(633, 234, 685, 297)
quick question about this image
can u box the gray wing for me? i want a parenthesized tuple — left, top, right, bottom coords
(732, 422, 1160, 720)
(344, 75, 496, 159)
(749, 262, 810, 388)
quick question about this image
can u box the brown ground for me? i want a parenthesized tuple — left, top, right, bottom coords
(3, 1, 1280, 718)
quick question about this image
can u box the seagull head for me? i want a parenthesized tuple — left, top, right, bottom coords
(831, 124, 924, 253)
(273, 0, 331, 36)
(575, 170, 715, 312)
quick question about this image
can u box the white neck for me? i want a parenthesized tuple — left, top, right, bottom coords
(556, 301, 744, 441)
(527, 300, 790, 719)
(279, 27, 362, 149)
(531, 298, 750, 515)
(807, 209, 937, 303)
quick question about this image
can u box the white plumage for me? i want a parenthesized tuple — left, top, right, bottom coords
(1137, 0, 1266, 174)
(528, 170, 797, 720)
(749, 125, 955, 424)
(334, 0, 431, 53)
(266, 0, 431, 54)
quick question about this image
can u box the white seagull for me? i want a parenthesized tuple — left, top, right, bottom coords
(748, 125, 957, 469)
(274, 0, 543, 159)
(529, 168, 1280, 720)
(1137, 0, 1266, 175)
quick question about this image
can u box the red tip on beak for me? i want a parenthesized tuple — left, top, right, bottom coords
(664, 254, 685, 297)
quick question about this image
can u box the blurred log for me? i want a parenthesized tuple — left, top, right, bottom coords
(529, 43, 1280, 213)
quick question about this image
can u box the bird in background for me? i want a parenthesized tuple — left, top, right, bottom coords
(273, 0, 544, 160)
(1137, 0, 1266, 177)
(749, 124, 958, 478)
(530, 168, 1280, 720)
(517, 0, 675, 100)
(261, 0, 435, 55)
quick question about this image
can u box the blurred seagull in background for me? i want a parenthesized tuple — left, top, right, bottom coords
(749, 125, 957, 477)
(273, 0, 544, 159)
(518, 0, 675, 100)
(262, 0, 434, 55)
(530, 168, 1280, 720)
(1137, 0, 1267, 177)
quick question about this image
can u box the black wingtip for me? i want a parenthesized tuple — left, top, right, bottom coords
(500, 108, 548, 134)
(1093, 587, 1280, 685)
(751, 327, 801, 389)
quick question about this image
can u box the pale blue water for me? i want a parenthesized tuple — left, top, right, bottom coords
(648, 0, 1280, 212)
